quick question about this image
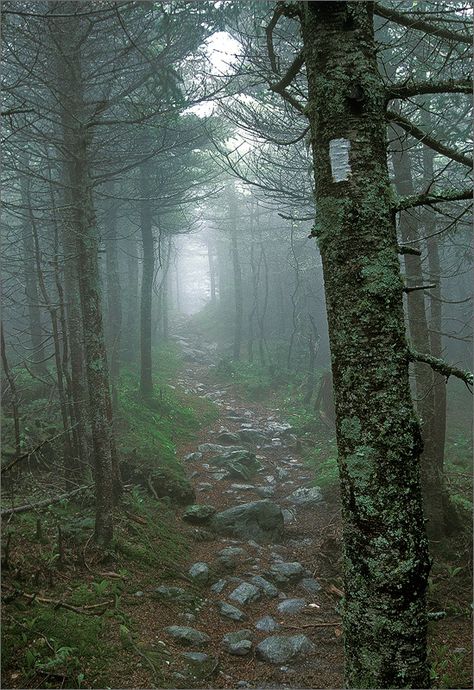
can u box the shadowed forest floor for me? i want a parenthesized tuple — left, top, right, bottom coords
(2, 325, 472, 689)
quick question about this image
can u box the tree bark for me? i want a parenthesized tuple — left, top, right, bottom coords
(300, 3, 430, 687)
(139, 157, 154, 396)
(104, 181, 122, 409)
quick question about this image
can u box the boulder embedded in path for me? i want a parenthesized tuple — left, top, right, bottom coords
(210, 500, 284, 543)
(256, 634, 315, 664)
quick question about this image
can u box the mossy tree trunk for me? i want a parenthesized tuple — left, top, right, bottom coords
(51, 9, 118, 545)
(300, 3, 430, 687)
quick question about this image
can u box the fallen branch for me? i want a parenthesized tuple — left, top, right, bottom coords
(404, 283, 436, 293)
(2, 588, 113, 615)
(282, 621, 341, 628)
(0, 484, 92, 517)
(2, 426, 79, 475)
(409, 349, 473, 387)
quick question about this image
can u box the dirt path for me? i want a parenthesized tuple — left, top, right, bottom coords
(144, 333, 345, 689)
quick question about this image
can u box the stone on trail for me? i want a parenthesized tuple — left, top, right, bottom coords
(286, 486, 323, 506)
(255, 615, 280, 632)
(299, 577, 322, 594)
(238, 428, 267, 445)
(198, 443, 245, 455)
(181, 652, 218, 679)
(277, 598, 307, 615)
(182, 504, 216, 524)
(222, 630, 254, 656)
(229, 581, 261, 606)
(217, 601, 247, 621)
(188, 562, 210, 585)
(210, 500, 284, 543)
(267, 561, 305, 584)
(164, 626, 210, 647)
(209, 449, 262, 481)
(211, 578, 227, 594)
(250, 575, 279, 598)
(255, 485, 276, 498)
(184, 452, 203, 463)
(216, 431, 242, 444)
(255, 634, 315, 664)
(153, 585, 190, 603)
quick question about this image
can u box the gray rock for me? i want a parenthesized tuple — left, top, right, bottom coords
(276, 468, 290, 481)
(189, 562, 209, 585)
(182, 504, 216, 524)
(250, 575, 279, 598)
(299, 577, 322, 594)
(230, 483, 255, 491)
(282, 509, 295, 525)
(218, 546, 247, 559)
(197, 482, 213, 492)
(286, 486, 323, 506)
(222, 629, 254, 656)
(216, 431, 241, 444)
(229, 582, 262, 606)
(238, 428, 267, 445)
(255, 615, 280, 632)
(184, 452, 203, 463)
(198, 443, 245, 454)
(229, 640, 252, 656)
(153, 585, 189, 602)
(218, 601, 247, 621)
(181, 652, 218, 678)
(255, 635, 315, 664)
(210, 450, 262, 481)
(211, 578, 227, 594)
(255, 485, 276, 498)
(164, 626, 210, 647)
(211, 500, 284, 543)
(277, 598, 307, 615)
(268, 561, 305, 584)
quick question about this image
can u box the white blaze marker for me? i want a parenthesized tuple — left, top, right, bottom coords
(329, 138, 351, 182)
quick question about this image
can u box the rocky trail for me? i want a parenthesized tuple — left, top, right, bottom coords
(131, 331, 345, 689)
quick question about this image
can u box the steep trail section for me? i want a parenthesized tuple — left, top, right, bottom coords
(158, 331, 344, 689)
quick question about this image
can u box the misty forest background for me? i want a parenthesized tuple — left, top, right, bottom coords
(1, 2, 472, 690)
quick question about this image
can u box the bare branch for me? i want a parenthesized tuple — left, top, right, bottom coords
(387, 111, 473, 168)
(398, 244, 421, 256)
(404, 283, 436, 293)
(375, 3, 472, 45)
(395, 188, 472, 212)
(270, 50, 305, 92)
(388, 78, 472, 100)
(409, 350, 473, 387)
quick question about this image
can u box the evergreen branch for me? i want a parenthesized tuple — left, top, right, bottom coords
(387, 111, 473, 168)
(409, 350, 473, 387)
(395, 188, 472, 212)
(374, 3, 472, 45)
(387, 78, 472, 100)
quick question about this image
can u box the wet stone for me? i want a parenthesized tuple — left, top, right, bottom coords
(164, 626, 210, 647)
(210, 578, 227, 594)
(268, 561, 305, 584)
(277, 598, 307, 615)
(188, 562, 209, 585)
(255, 634, 315, 664)
(299, 577, 322, 594)
(218, 601, 247, 621)
(286, 486, 323, 506)
(184, 452, 203, 463)
(229, 582, 261, 606)
(182, 504, 216, 524)
(255, 616, 280, 632)
(250, 575, 279, 598)
(216, 431, 241, 445)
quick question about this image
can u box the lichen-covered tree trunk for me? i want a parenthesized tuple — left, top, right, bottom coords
(300, 3, 430, 687)
(123, 235, 139, 362)
(139, 159, 154, 396)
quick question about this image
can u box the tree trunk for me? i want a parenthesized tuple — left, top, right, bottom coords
(123, 236, 139, 362)
(390, 137, 445, 540)
(139, 159, 154, 396)
(51, 10, 117, 544)
(300, 4, 430, 687)
(104, 181, 122, 409)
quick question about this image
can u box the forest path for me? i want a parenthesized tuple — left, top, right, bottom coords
(150, 328, 345, 689)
